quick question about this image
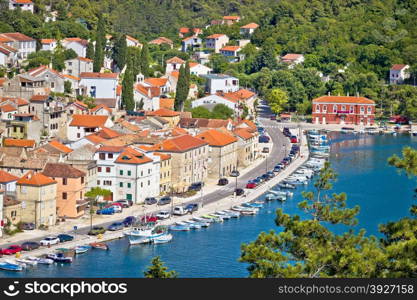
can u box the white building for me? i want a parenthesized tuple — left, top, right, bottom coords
(0, 33, 36, 59)
(240, 23, 259, 36)
(165, 56, 185, 74)
(181, 36, 202, 52)
(191, 94, 237, 111)
(79, 72, 119, 99)
(40, 39, 57, 52)
(189, 62, 212, 76)
(0, 43, 17, 67)
(203, 74, 239, 94)
(205, 34, 229, 53)
(281, 53, 305, 68)
(0, 170, 19, 193)
(67, 114, 113, 141)
(62, 38, 89, 58)
(94, 146, 160, 203)
(64, 57, 93, 78)
(126, 35, 142, 48)
(390, 64, 410, 84)
(8, 0, 34, 13)
(134, 83, 160, 111)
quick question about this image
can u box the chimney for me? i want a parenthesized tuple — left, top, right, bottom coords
(328, 91, 330, 96)
(347, 92, 349, 97)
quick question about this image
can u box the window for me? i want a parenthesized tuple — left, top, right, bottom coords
(119, 170, 123, 175)
(99, 153, 105, 160)
(127, 183, 131, 188)
(323, 105, 327, 112)
(316, 105, 320, 113)
(119, 182, 123, 188)
(106, 167, 110, 173)
(97, 180, 100, 185)
(63, 192, 67, 200)
(98, 167, 102, 172)
(128, 170, 131, 176)
(63, 178, 67, 185)
(367, 106, 372, 113)
(108, 153, 113, 159)
(350, 106, 354, 113)
(81, 177, 84, 184)
(342, 105, 346, 112)
(77, 133, 80, 138)
(360, 106, 365, 114)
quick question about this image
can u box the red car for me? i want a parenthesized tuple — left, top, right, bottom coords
(1, 245, 22, 255)
(105, 202, 123, 209)
(141, 215, 158, 223)
(246, 182, 257, 189)
(290, 137, 298, 143)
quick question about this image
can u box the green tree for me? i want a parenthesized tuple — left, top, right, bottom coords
(251, 37, 277, 72)
(143, 256, 178, 278)
(64, 81, 72, 95)
(26, 51, 52, 69)
(191, 106, 212, 118)
(93, 15, 106, 72)
(240, 162, 386, 278)
(52, 43, 66, 72)
(85, 187, 112, 199)
(121, 59, 135, 111)
(140, 44, 150, 77)
(113, 35, 127, 71)
(86, 41, 95, 60)
(175, 64, 188, 111)
(265, 88, 288, 114)
(211, 104, 234, 119)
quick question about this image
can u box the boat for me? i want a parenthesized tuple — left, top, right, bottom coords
(126, 224, 169, 245)
(189, 218, 210, 227)
(90, 242, 109, 250)
(47, 253, 73, 263)
(153, 234, 173, 244)
(15, 258, 37, 266)
(201, 214, 223, 222)
(278, 183, 296, 189)
(231, 205, 258, 214)
(240, 209, 257, 215)
(265, 193, 279, 201)
(5, 259, 26, 269)
(242, 202, 263, 208)
(74, 245, 90, 254)
(169, 224, 191, 231)
(182, 220, 202, 229)
(222, 210, 240, 218)
(268, 190, 291, 200)
(27, 257, 54, 265)
(193, 216, 214, 223)
(0, 261, 23, 272)
(213, 212, 231, 220)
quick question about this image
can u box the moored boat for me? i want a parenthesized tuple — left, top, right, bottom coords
(28, 256, 54, 265)
(153, 234, 173, 244)
(47, 253, 73, 263)
(15, 258, 37, 266)
(126, 224, 168, 245)
(90, 242, 109, 250)
(74, 245, 90, 254)
(0, 261, 23, 272)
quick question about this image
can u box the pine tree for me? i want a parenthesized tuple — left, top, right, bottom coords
(143, 256, 178, 278)
(139, 44, 150, 77)
(184, 60, 191, 96)
(121, 58, 135, 111)
(175, 65, 188, 111)
(113, 35, 127, 71)
(86, 42, 95, 59)
(93, 15, 106, 72)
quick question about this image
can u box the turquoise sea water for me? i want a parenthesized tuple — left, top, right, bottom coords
(1, 133, 416, 278)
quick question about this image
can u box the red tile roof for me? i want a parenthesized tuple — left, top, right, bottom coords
(223, 16, 240, 20)
(159, 134, 207, 152)
(153, 152, 171, 161)
(64, 37, 88, 47)
(391, 64, 408, 71)
(0, 33, 35, 42)
(233, 128, 254, 140)
(0, 170, 19, 183)
(115, 147, 153, 165)
(313, 96, 375, 105)
(48, 140, 73, 153)
(196, 129, 237, 146)
(69, 115, 108, 128)
(17, 171, 56, 186)
(30, 94, 49, 102)
(149, 37, 173, 45)
(281, 53, 303, 61)
(3, 138, 35, 148)
(220, 45, 241, 52)
(80, 72, 118, 79)
(240, 23, 259, 29)
(147, 108, 180, 117)
(166, 56, 185, 64)
(0, 104, 17, 112)
(43, 163, 86, 178)
(159, 98, 175, 110)
(40, 39, 56, 44)
(90, 104, 112, 113)
(144, 77, 168, 87)
(206, 34, 226, 39)
(96, 146, 125, 153)
(77, 56, 93, 62)
(179, 27, 190, 34)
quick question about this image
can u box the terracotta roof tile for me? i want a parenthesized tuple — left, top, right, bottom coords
(40, 39, 56, 44)
(391, 64, 408, 71)
(30, 94, 49, 102)
(196, 129, 237, 146)
(223, 16, 240, 20)
(97, 146, 125, 153)
(206, 34, 226, 39)
(0, 104, 17, 112)
(69, 115, 108, 128)
(240, 23, 259, 29)
(313, 96, 375, 105)
(115, 147, 153, 165)
(144, 77, 168, 87)
(48, 140, 73, 154)
(90, 103, 112, 113)
(233, 128, 254, 140)
(0, 170, 19, 183)
(166, 56, 185, 64)
(146, 108, 180, 117)
(79, 72, 118, 79)
(220, 46, 241, 52)
(281, 53, 303, 61)
(159, 98, 175, 110)
(153, 152, 171, 160)
(159, 134, 207, 152)
(17, 171, 56, 186)
(42, 163, 85, 178)
(3, 138, 35, 148)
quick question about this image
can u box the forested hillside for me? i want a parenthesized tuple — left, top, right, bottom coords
(1, 0, 417, 118)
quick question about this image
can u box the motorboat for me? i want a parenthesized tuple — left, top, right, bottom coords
(221, 210, 240, 218)
(213, 212, 231, 220)
(169, 224, 191, 231)
(27, 257, 54, 265)
(15, 258, 37, 266)
(269, 190, 292, 199)
(0, 261, 23, 272)
(201, 215, 223, 223)
(265, 193, 279, 201)
(74, 245, 90, 254)
(126, 224, 169, 244)
(231, 205, 259, 214)
(189, 218, 210, 227)
(278, 183, 296, 189)
(283, 179, 308, 185)
(90, 242, 109, 250)
(153, 234, 173, 244)
(5, 259, 26, 269)
(242, 202, 263, 209)
(47, 253, 73, 263)
(193, 216, 214, 223)
(182, 220, 202, 229)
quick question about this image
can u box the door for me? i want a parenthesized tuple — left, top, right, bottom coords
(126, 194, 132, 201)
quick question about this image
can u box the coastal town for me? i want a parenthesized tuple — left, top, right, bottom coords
(0, 0, 416, 281)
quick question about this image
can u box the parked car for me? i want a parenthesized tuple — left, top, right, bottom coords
(57, 234, 74, 242)
(141, 215, 158, 223)
(290, 136, 298, 143)
(96, 207, 115, 215)
(156, 211, 171, 220)
(259, 135, 270, 143)
(185, 203, 198, 213)
(105, 202, 123, 208)
(230, 170, 240, 177)
(122, 216, 137, 227)
(88, 226, 106, 236)
(115, 199, 133, 208)
(20, 241, 40, 251)
(235, 188, 245, 196)
(267, 171, 275, 178)
(158, 196, 172, 206)
(218, 178, 229, 185)
(188, 182, 204, 191)
(246, 182, 257, 189)
(262, 147, 270, 153)
(39, 236, 60, 246)
(20, 222, 35, 230)
(270, 115, 276, 120)
(173, 206, 188, 216)
(254, 177, 263, 184)
(1, 245, 22, 255)
(108, 222, 124, 231)
(273, 166, 282, 172)
(261, 174, 270, 181)
(111, 205, 122, 213)
(145, 197, 158, 205)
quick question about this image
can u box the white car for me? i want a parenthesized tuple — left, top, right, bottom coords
(173, 206, 188, 216)
(156, 211, 171, 220)
(40, 236, 60, 246)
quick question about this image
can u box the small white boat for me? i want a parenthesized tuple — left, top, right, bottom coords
(5, 259, 26, 268)
(74, 245, 90, 254)
(213, 212, 231, 220)
(27, 257, 54, 265)
(15, 258, 37, 266)
(180, 221, 202, 229)
(220, 210, 240, 218)
(193, 216, 214, 223)
(153, 234, 173, 244)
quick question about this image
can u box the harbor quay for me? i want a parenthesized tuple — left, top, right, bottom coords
(0, 127, 309, 261)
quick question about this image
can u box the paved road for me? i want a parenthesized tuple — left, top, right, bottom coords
(0, 101, 290, 247)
